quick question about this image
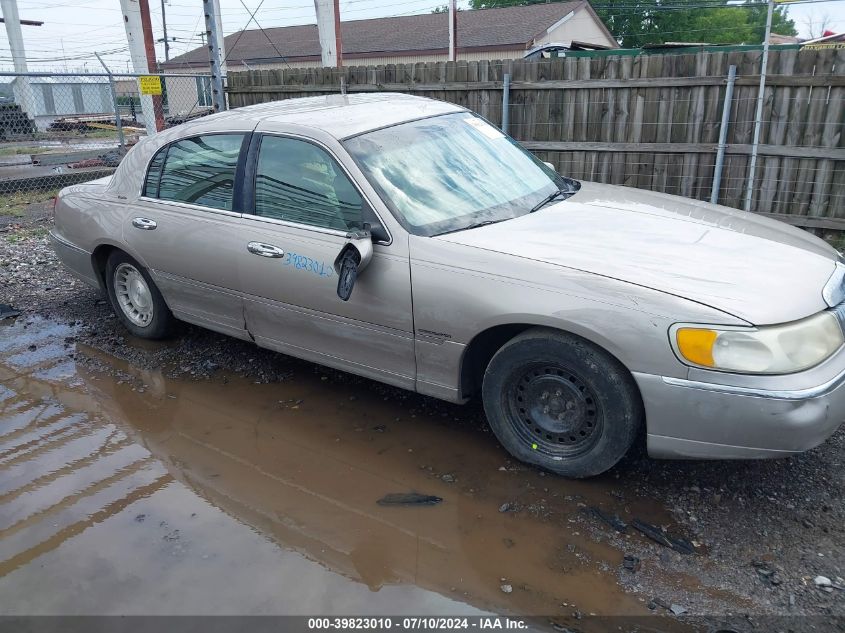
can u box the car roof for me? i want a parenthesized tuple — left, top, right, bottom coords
(178, 93, 465, 140)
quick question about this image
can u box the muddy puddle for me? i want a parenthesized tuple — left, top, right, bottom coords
(0, 316, 696, 622)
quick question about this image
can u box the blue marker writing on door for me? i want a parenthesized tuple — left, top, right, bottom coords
(283, 251, 334, 278)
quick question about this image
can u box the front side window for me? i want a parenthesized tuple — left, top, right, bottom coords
(344, 113, 571, 236)
(251, 135, 364, 231)
(146, 134, 244, 211)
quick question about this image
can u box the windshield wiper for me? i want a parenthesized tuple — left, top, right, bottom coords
(530, 178, 581, 213)
(435, 219, 503, 236)
(530, 188, 569, 213)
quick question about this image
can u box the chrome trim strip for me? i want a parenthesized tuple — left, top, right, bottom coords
(661, 368, 845, 400)
(239, 213, 350, 238)
(137, 196, 242, 218)
(49, 231, 89, 254)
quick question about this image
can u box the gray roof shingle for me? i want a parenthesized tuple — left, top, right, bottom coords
(163, 2, 585, 68)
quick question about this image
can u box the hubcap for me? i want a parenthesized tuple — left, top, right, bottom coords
(506, 363, 601, 458)
(114, 263, 153, 327)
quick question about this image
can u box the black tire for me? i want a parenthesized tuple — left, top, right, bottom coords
(105, 250, 174, 340)
(481, 328, 642, 478)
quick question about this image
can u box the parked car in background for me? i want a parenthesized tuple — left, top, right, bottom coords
(522, 41, 611, 59)
(50, 94, 845, 478)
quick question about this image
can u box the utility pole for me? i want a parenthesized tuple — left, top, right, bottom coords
(333, 0, 342, 67)
(0, 0, 36, 123)
(119, 0, 162, 135)
(314, 0, 342, 67)
(160, 0, 170, 61)
(203, 0, 226, 111)
(743, 0, 774, 212)
(212, 0, 226, 75)
(448, 0, 457, 62)
(139, 0, 165, 131)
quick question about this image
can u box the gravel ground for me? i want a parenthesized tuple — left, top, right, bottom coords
(2, 204, 844, 619)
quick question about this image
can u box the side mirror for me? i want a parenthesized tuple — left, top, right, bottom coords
(334, 228, 374, 301)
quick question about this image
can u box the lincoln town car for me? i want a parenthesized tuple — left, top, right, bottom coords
(50, 94, 845, 477)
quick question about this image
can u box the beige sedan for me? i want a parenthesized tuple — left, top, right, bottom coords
(51, 94, 845, 477)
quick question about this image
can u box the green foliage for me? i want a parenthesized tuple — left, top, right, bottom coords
(466, 0, 797, 48)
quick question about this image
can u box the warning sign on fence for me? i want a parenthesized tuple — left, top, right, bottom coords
(139, 75, 162, 95)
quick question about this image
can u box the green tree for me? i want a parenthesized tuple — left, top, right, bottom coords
(466, 0, 796, 48)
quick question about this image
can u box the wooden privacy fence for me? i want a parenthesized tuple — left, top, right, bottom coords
(226, 47, 845, 232)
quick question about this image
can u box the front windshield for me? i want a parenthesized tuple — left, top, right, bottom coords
(343, 113, 575, 236)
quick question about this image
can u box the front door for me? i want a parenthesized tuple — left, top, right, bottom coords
(125, 133, 249, 339)
(236, 134, 415, 389)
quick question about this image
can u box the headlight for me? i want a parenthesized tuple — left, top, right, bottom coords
(673, 311, 844, 374)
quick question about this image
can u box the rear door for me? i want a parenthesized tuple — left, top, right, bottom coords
(125, 133, 251, 339)
(235, 133, 416, 389)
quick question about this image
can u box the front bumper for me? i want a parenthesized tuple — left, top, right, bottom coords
(635, 362, 845, 459)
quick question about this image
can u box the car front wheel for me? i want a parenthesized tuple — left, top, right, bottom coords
(482, 328, 642, 478)
(105, 250, 174, 339)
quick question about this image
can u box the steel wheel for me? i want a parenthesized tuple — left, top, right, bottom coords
(113, 262, 154, 328)
(504, 362, 603, 459)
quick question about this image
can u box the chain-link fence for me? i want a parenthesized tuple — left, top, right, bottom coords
(0, 71, 216, 202)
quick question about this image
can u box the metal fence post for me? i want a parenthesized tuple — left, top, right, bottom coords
(501, 73, 510, 134)
(710, 64, 736, 205)
(95, 52, 126, 155)
(744, 0, 774, 211)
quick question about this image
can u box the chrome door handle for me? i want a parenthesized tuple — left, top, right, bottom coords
(247, 242, 285, 258)
(132, 217, 157, 230)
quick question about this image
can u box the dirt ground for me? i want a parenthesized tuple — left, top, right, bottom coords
(1, 203, 844, 628)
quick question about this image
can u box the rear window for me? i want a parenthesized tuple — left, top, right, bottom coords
(143, 134, 244, 211)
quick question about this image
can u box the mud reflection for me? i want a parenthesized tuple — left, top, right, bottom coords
(0, 317, 665, 618)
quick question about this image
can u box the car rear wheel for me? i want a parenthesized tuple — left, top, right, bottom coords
(105, 250, 174, 339)
(482, 328, 642, 478)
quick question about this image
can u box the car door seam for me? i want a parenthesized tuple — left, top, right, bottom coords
(245, 293, 413, 340)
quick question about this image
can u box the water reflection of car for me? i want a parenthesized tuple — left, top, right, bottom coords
(50, 93, 845, 478)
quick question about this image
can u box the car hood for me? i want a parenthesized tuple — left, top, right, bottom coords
(436, 181, 839, 325)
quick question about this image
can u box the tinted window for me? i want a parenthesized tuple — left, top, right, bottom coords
(252, 136, 363, 231)
(143, 147, 167, 198)
(154, 134, 244, 210)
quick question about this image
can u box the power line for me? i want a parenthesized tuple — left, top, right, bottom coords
(236, 0, 293, 68)
(221, 0, 266, 66)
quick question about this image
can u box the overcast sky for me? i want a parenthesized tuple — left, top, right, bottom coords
(1, 0, 843, 73)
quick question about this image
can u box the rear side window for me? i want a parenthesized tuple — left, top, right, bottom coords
(144, 134, 244, 211)
(142, 147, 167, 198)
